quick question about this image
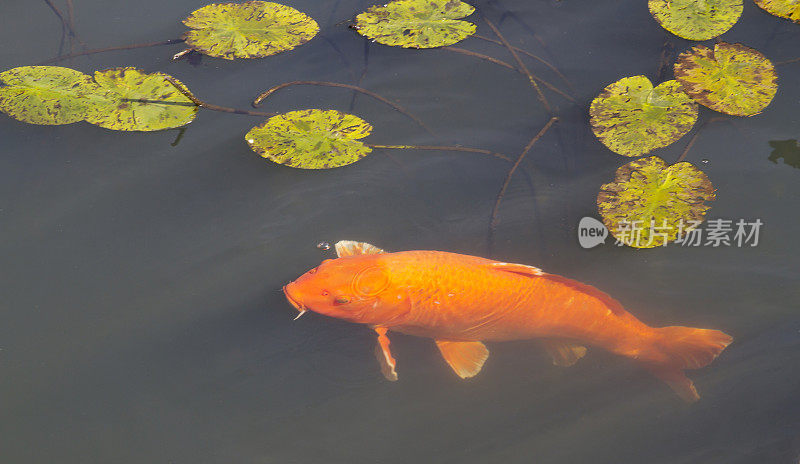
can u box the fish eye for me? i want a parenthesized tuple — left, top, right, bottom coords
(321, 290, 329, 296)
(333, 297, 350, 305)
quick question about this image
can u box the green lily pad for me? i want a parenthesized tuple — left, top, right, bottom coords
(754, 0, 800, 23)
(674, 42, 778, 116)
(84, 68, 198, 131)
(648, 0, 743, 40)
(182, 1, 319, 59)
(353, 0, 476, 49)
(0, 66, 102, 125)
(246, 110, 373, 169)
(597, 156, 715, 248)
(590, 76, 698, 157)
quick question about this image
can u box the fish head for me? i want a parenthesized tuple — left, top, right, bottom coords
(283, 255, 394, 324)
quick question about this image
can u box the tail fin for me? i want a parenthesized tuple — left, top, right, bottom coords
(645, 326, 732, 402)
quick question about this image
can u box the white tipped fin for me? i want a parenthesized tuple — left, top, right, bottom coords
(374, 327, 398, 381)
(335, 240, 386, 257)
(490, 262, 544, 277)
(435, 340, 489, 379)
(541, 339, 587, 367)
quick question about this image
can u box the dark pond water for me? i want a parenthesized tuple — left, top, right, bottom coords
(1, 0, 799, 462)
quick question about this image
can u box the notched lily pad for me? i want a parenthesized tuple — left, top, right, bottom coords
(353, 0, 476, 49)
(649, 0, 743, 40)
(754, 0, 800, 23)
(590, 76, 698, 157)
(182, 1, 319, 59)
(674, 42, 778, 116)
(597, 156, 715, 248)
(246, 109, 373, 169)
(85, 67, 198, 131)
(0, 66, 102, 125)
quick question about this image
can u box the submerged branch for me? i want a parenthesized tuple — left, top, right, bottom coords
(368, 144, 512, 162)
(776, 57, 800, 66)
(676, 116, 729, 163)
(471, 34, 574, 92)
(479, 13, 552, 113)
(253, 81, 432, 135)
(488, 117, 558, 246)
(40, 38, 185, 64)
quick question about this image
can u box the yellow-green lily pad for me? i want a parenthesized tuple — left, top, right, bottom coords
(84, 68, 198, 131)
(674, 42, 778, 116)
(590, 76, 698, 157)
(182, 1, 319, 59)
(353, 0, 476, 49)
(0, 66, 102, 125)
(597, 156, 715, 248)
(246, 110, 373, 169)
(754, 0, 800, 23)
(648, 0, 743, 40)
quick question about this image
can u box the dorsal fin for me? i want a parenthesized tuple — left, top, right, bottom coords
(490, 262, 544, 277)
(538, 274, 629, 317)
(335, 240, 386, 257)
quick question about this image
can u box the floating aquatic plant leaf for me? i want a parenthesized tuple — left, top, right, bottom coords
(754, 0, 800, 23)
(597, 156, 715, 248)
(590, 76, 698, 157)
(768, 139, 800, 169)
(674, 43, 778, 116)
(0, 66, 104, 125)
(84, 68, 198, 131)
(246, 110, 373, 169)
(353, 0, 476, 49)
(648, 0, 743, 40)
(182, 1, 319, 59)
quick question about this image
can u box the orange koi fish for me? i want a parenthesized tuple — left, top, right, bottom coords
(284, 241, 732, 401)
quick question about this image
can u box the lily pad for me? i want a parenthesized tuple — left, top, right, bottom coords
(597, 156, 715, 248)
(182, 1, 319, 59)
(590, 76, 698, 157)
(246, 110, 373, 169)
(353, 0, 476, 49)
(674, 42, 778, 116)
(0, 66, 102, 125)
(768, 139, 800, 169)
(649, 0, 743, 40)
(754, 0, 800, 23)
(84, 68, 199, 131)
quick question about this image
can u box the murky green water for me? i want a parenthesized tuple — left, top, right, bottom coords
(1, 1, 799, 462)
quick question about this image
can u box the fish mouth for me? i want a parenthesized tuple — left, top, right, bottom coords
(283, 284, 307, 319)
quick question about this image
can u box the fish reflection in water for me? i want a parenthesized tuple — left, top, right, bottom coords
(284, 241, 732, 402)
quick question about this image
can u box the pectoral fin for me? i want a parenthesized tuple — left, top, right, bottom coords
(435, 340, 489, 378)
(373, 327, 398, 381)
(541, 339, 587, 367)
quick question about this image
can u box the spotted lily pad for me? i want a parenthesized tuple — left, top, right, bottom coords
(83, 68, 198, 131)
(0, 66, 103, 125)
(353, 0, 476, 49)
(648, 0, 743, 40)
(182, 1, 319, 59)
(590, 76, 698, 157)
(674, 43, 778, 116)
(597, 156, 715, 248)
(754, 0, 800, 23)
(246, 110, 373, 169)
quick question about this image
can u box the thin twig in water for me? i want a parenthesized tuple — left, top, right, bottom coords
(471, 34, 574, 92)
(40, 39, 185, 64)
(676, 116, 728, 163)
(488, 117, 558, 248)
(776, 57, 800, 65)
(368, 144, 512, 163)
(479, 11, 551, 113)
(253, 81, 433, 135)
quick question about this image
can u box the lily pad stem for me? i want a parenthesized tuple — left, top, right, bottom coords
(479, 12, 551, 113)
(253, 81, 432, 135)
(368, 144, 511, 162)
(154, 76, 278, 118)
(676, 116, 728, 163)
(489, 117, 558, 243)
(40, 39, 185, 65)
